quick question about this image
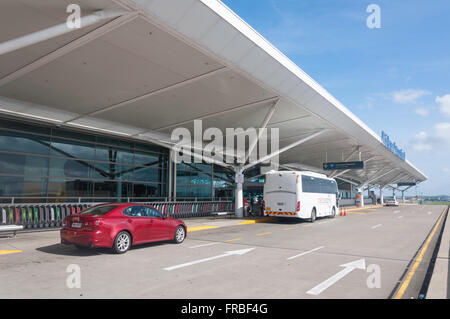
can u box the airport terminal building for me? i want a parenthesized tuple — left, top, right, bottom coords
(0, 0, 426, 214)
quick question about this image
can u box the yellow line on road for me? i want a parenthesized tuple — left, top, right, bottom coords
(187, 225, 219, 232)
(284, 227, 295, 231)
(256, 232, 272, 236)
(0, 250, 22, 255)
(238, 217, 276, 225)
(225, 238, 241, 242)
(393, 207, 447, 299)
(347, 205, 383, 212)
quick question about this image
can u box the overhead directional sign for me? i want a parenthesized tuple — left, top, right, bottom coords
(322, 161, 364, 171)
(397, 182, 416, 187)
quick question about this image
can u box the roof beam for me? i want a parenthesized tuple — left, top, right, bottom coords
(0, 9, 128, 56)
(0, 12, 139, 87)
(241, 129, 328, 173)
(64, 66, 229, 124)
(244, 98, 279, 163)
(363, 168, 399, 187)
(143, 96, 279, 134)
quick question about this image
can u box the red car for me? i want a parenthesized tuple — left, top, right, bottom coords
(60, 203, 187, 254)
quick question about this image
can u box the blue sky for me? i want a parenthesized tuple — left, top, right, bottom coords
(222, 0, 450, 196)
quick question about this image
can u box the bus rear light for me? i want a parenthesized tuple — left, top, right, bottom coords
(296, 201, 301, 212)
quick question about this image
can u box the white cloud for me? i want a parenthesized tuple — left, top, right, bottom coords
(436, 94, 450, 116)
(443, 168, 450, 173)
(412, 131, 433, 151)
(434, 122, 450, 140)
(391, 89, 431, 104)
(415, 108, 429, 116)
(410, 123, 450, 152)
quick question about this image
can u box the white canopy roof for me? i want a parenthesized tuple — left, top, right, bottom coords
(0, 0, 427, 187)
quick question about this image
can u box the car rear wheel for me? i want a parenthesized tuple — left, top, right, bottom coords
(113, 231, 131, 254)
(173, 225, 186, 244)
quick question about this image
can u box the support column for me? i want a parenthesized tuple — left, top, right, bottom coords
(401, 191, 405, 203)
(235, 169, 244, 218)
(380, 186, 384, 205)
(360, 188, 365, 207)
(173, 152, 177, 201)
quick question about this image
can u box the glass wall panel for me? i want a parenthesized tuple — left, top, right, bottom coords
(50, 138, 95, 160)
(133, 183, 162, 198)
(176, 185, 211, 198)
(0, 176, 47, 197)
(49, 158, 91, 179)
(47, 179, 93, 198)
(95, 145, 134, 164)
(0, 119, 169, 200)
(0, 153, 48, 176)
(0, 130, 50, 154)
(134, 151, 163, 167)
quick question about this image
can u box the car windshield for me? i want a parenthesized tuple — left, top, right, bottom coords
(80, 205, 117, 215)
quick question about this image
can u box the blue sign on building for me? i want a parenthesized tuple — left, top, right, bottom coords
(381, 131, 406, 161)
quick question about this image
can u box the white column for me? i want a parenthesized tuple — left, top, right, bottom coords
(380, 186, 384, 205)
(235, 180, 244, 218)
(359, 188, 365, 207)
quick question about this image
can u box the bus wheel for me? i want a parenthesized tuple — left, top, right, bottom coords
(310, 208, 316, 223)
(330, 207, 336, 218)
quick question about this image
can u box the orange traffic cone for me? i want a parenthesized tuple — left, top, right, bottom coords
(344, 208, 348, 216)
(339, 207, 343, 216)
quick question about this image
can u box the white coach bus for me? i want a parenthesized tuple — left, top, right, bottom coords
(263, 171, 339, 222)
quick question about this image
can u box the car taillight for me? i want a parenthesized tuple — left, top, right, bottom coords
(296, 201, 301, 212)
(84, 219, 101, 228)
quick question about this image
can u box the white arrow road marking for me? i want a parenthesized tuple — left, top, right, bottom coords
(306, 259, 366, 296)
(427, 211, 432, 215)
(371, 224, 382, 229)
(287, 246, 325, 260)
(393, 210, 400, 214)
(398, 216, 403, 219)
(164, 248, 255, 271)
(189, 242, 218, 249)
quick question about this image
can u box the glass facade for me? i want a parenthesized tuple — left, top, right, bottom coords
(0, 118, 168, 203)
(175, 161, 234, 200)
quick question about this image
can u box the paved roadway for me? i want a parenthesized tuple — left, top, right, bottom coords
(0, 205, 446, 299)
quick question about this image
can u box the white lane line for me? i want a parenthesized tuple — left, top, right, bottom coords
(427, 211, 432, 215)
(164, 248, 255, 271)
(393, 210, 400, 214)
(398, 216, 403, 219)
(371, 224, 382, 229)
(189, 242, 219, 249)
(287, 246, 325, 260)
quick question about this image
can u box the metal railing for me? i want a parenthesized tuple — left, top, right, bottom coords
(0, 200, 235, 229)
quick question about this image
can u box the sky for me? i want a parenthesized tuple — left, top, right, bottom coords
(221, 0, 450, 196)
